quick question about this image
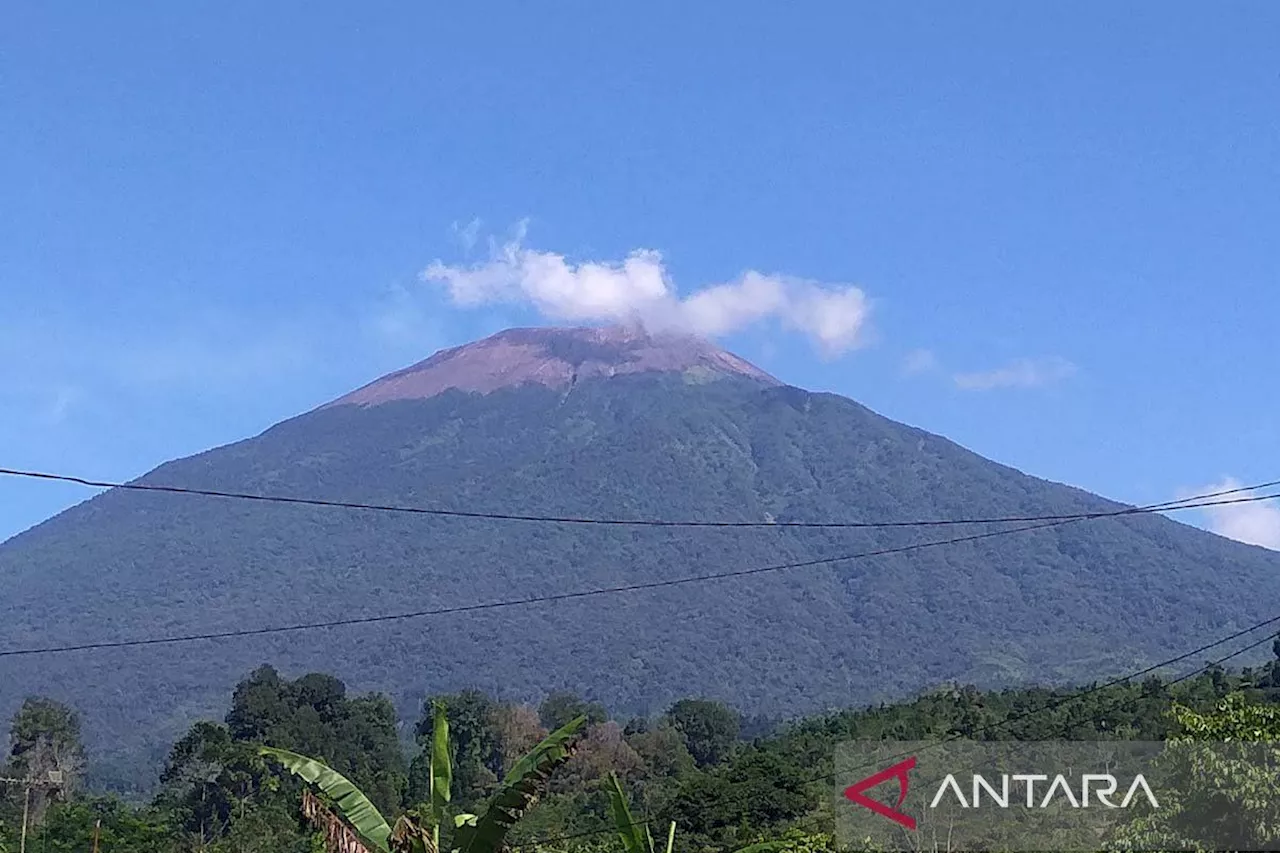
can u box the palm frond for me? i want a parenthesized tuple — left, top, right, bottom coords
(261, 746, 392, 853)
(606, 773, 651, 853)
(455, 716, 587, 853)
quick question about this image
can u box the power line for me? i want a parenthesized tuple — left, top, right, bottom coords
(1, 466, 1275, 530)
(941, 613, 1280, 740)
(1168, 628, 1280, 685)
(507, 617, 1280, 850)
(4, 482, 1279, 661)
(1, 464, 1270, 842)
(0, 518, 1070, 657)
(818, 613, 1280, 784)
(291, 618, 1278, 853)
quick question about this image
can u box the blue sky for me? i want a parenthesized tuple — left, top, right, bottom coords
(2, 2, 1277, 546)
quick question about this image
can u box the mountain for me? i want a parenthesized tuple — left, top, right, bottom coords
(328, 324, 781, 405)
(2, 325, 1278, 789)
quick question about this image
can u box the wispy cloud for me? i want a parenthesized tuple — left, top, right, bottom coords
(953, 357, 1077, 391)
(449, 218, 483, 254)
(41, 386, 83, 425)
(420, 224, 873, 357)
(902, 348, 939, 376)
(1183, 478, 1280, 551)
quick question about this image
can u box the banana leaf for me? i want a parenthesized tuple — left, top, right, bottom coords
(454, 715, 587, 853)
(390, 812, 438, 853)
(606, 772, 651, 853)
(261, 746, 393, 853)
(430, 701, 452, 822)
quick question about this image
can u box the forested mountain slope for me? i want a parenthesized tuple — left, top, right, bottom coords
(2, 326, 1277, 786)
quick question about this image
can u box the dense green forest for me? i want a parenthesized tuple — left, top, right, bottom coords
(5, 648, 1280, 853)
(7, 368, 1280, 784)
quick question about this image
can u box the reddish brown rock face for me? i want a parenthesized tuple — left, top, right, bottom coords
(326, 325, 780, 407)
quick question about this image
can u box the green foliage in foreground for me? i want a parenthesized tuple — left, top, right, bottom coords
(261, 706, 588, 853)
(1111, 693, 1280, 851)
(7, 371, 1280, 791)
(4, 656, 1280, 853)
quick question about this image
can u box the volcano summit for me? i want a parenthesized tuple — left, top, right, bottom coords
(327, 325, 780, 407)
(2, 325, 1278, 786)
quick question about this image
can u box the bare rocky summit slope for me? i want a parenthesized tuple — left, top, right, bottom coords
(327, 326, 779, 407)
(3, 324, 1279, 790)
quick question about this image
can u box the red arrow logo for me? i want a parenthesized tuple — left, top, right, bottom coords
(843, 756, 917, 831)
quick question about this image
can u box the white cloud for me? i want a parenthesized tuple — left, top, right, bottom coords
(421, 229, 872, 356)
(953, 357, 1077, 391)
(42, 386, 83, 425)
(1183, 478, 1280, 551)
(450, 218, 483, 254)
(902, 348, 939, 375)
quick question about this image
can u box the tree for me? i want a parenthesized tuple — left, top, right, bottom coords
(224, 666, 406, 816)
(264, 705, 587, 853)
(17, 797, 171, 853)
(739, 715, 780, 741)
(659, 749, 812, 846)
(156, 721, 284, 849)
(627, 725, 695, 780)
(409, 691, 501, 808)
(606, 773, 787, 853)
(491, 706, 546, 776)
(607, 773, 674, 853)
(1208, 665, 1230, 697)
(538, 693, 608, 733)
(663, 700, 739, 767)
(5, 698, 86, 827)
(1172, 692, 1280, 741)
(226, 666, 294, 742)
(1113, 692, 1280, 851)
(148, 668, 409, 851)
(554, 723, 643, 792)
(1262, 637, 1280, 694)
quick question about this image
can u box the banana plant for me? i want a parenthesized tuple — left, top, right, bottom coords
(263, 705, 586, 853)
(606, 772, 673, 853)
(605, 773, 788, 853)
